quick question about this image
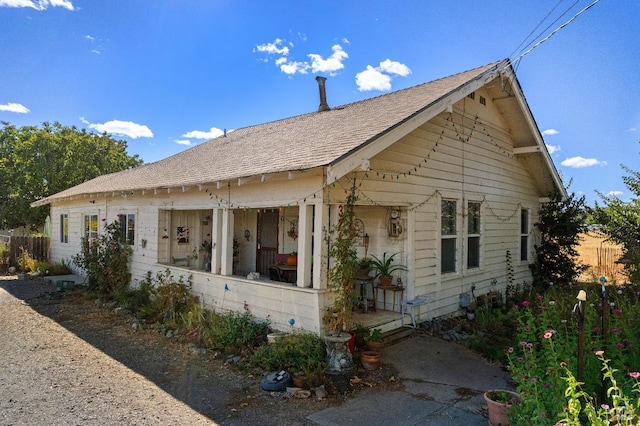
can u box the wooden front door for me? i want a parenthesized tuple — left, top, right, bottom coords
(257, 210, 279, 275)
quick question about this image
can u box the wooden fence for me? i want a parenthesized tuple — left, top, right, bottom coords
(8, 236, 50, 266)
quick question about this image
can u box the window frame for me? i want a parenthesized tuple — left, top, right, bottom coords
(520, 208, 530, 262)
(466, 201, 482, 269)
(119, 213, 136, 246)
(83, 214, 99, 241)
(60, 213, 69, 244)
(440, 198, 458, 274)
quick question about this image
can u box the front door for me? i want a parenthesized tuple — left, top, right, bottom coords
(257, 210, 279, 275)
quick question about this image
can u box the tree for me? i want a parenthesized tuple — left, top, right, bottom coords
(0, 121, 143, 230)
(530, 188, 589, 289)
(592, 164, 640, 283)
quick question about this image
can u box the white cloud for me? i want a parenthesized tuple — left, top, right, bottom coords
(542, 128, 558, 136)
(308, 44, 348, 75)
(0, 102, 30, 113)
(628, 127, 637, 132)
(182, 127, 224, 140)
(82, 118, 153, 139)
(0, 0, 74, 10)
(378, 59, 411, 77)
(355, 66, 392, 91)
(255, 39, 348, 76)
(355, 59, 412, 92)
(560, 156, 606, 168)
(175, 139, 192, 146)
(279, 60, 309, 75)
(607, 190, 624, 198)
(254, 38, 290, 56)
(546, 144, 561, 154)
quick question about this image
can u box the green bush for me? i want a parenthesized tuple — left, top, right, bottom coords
(72, 219, 132, 298)
(204, 310, 269, 354)
(137, 269, 197, 326)
(249, 332, 326, 373)
(34, 259, 72, 276)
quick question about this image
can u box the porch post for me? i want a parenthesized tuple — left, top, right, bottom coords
(211, 208, 223, 274)
(220, 209, 234, 275)
(313, 203, 329, 289)
(297, 204, 313, 287)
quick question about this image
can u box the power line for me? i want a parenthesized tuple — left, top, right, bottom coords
(511, 0, 602, 67)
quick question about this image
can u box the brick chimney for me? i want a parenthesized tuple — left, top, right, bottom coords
(315, 76, 330, 112)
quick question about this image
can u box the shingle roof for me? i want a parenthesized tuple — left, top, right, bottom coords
(33, 60, 505, 206)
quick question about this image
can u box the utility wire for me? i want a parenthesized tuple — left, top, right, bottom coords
(511, 0, 602, 67)
(512, 0, 581, 62)
(508, 0, 567, 60)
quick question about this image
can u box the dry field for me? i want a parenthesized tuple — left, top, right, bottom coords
(576, 231, 628, 283)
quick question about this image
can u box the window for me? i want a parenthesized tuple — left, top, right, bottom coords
(119, 214, 135, 245)
(467, 202, 481, 269)
(441, 200, 457, 273)
(84, 214, 98, 240)
(520, 208, 529, 261)
(60, 213, 68, 243)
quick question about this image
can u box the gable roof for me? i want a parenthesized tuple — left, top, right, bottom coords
(33, 59, 562, 207)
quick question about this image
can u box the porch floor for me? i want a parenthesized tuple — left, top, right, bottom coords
(352, 308, 407, 333)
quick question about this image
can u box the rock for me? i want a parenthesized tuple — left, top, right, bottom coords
(314, 385, 327, 400)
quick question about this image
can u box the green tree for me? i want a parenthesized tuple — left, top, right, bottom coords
(0, 121, 142, 230)
(530, 188, 589, 289)
(592, 164, 640, 283)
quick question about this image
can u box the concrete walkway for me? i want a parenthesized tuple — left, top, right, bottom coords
(308, 333, 512, 425)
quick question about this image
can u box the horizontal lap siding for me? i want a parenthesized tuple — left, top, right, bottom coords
(357, 95, 541, 319)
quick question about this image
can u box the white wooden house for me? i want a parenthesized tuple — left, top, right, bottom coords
(33, 59, 564, 333)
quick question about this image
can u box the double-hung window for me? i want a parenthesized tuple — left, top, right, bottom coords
(119, 214, 136, 246)
(520, 208, 529, 261)
(60, 213, 68, 243)
(467, 202, 481, 269)
(84, 214, 98, 240)
(441, 200, 457, 273)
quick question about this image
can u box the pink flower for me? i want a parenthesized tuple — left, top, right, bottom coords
(595, 350, 605, 356)
(592, 326, 601, 333)
(601, 404, 610, 410)
(612, 328, 621, 334)
(522, 300, 530, 307)
(616, 343, 625, 349)
(629, 372, 640, 379)
(543, 330, 555, 339)
(614, 308, 622, 314)
(537, 294, 544, 300)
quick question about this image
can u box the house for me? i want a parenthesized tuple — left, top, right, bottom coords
(32, 59, 564, 334)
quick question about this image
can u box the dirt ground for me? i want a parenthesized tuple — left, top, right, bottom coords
(0, 276, 402, 425)
(576, 232, 627, 283)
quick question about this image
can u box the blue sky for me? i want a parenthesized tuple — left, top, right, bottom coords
(0, 0, 638, 205)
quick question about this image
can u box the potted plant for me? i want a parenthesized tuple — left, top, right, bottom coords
(484, 390, 519, 426)
(360, 350, 381, 370)
(370, 252, 407, 288)
(364, 328, 384, 352)
(355, 257, 373, 279)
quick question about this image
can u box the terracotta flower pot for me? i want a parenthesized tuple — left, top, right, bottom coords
(360, 350, 381, 370)
(484, 390, 519, 426)
(287, 254, 297, 266)
(365, 340, 384, 352)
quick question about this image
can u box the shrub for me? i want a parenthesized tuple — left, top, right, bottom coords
(72, 219, 132, 298)
(34, 259, 72, 275)
(204, 310, 269, 354)
(137, 269, 197, 326)
(250, 332, 326, 373)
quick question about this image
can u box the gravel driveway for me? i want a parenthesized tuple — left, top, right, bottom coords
(0, 277, 342, 425)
